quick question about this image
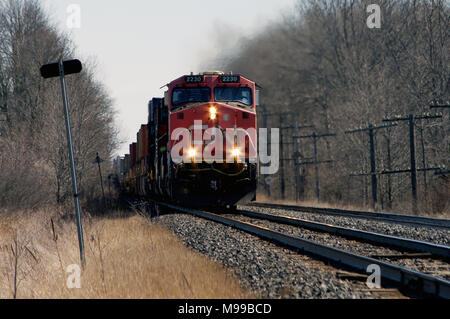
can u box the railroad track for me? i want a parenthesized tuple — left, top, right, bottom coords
(230, 210, 450, 282)
(140, 200, 450, 298)
(245, 202, 450, 229)
(236, 209, 450, 260)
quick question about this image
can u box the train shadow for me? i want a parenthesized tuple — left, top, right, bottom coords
(120, 195, 176, 220)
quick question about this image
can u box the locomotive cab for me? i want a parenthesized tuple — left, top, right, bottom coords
(165, 72, 258, 207)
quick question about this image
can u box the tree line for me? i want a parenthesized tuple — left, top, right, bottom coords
(0, 0, 117, 210)
(212, 0, 449, 214)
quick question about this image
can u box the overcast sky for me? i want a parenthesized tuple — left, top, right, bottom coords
(40, 0, 296, 156)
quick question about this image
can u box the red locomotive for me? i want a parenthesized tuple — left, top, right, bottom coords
(119, 71, 259, 208)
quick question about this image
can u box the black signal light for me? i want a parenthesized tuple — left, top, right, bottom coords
(40, 59, 82, 78)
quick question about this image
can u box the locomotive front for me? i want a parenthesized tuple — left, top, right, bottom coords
(167, 71, 258, 207)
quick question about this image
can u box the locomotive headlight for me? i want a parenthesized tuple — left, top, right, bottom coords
(231, 148, 240, 157)
(188, 148, 196, 158)
(209, 106, 217, 120)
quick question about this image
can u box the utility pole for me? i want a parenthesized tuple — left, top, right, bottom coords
(294, 120, 301, 202)
(409, 115, 418, 211)
(291, 121, 314, 202)
(312, 133, 319, 200)
(418, 122, 428, 206)
(384, 133, 393, 208)
(259, 108, 296, 199)
(293, 132, 336, 201)
(383, 114, 442, 212)
(93, 152, 106, 206)
(279, 114, 285, 199)
(345, 123, 397, 209)
(262, 109, 309, 200)
(260, 105, 270, 198)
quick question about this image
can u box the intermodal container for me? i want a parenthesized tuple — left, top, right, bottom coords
(142, 125, 148, 159)
(130, 143, 137, 168)
(124, 154, 130, 173)
(137, 131, 141, 161)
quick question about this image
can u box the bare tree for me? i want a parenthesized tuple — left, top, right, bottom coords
(0, 0, 118, 210)
(210, 0, 449, 213)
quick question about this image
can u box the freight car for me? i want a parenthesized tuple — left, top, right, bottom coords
(119, 71, 259, 208)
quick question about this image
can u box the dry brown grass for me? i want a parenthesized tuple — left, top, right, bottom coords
(255, 194, 449, 218)
(0, 207, 252, 299)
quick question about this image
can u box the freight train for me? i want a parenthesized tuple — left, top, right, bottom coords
(114, 71, 259, 208)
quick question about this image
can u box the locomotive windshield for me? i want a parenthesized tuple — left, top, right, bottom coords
(214, 87, 253, 106)
(172, 87, 211, 108)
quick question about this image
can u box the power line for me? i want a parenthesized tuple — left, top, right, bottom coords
(345, 123, 397, 208)
(292, 132, 336, 201)
(382, 114, 443, 212)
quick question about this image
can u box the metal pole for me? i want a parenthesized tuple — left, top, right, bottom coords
(386, 134, 392, 209)
(96, 153, 106, 206)
(419, 123, 428, 206)
(368, 125, 377, 208)
(364, 172, 368, 206)
(313, 133, 320, 201)
(59, 59, 85, 268)
(408, 114, 418, 213)
(346, 123, 397, 208)
(262, 106, 270, 198)
(294, 119, 301, 202)
(382, 114, 441, 212)
(279, 114, 285, 200)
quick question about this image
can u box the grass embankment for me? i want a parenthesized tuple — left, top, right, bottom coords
(0, 208, 250, 299)
(255, 195, 449, 218)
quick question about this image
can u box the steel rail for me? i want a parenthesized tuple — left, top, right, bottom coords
(237, 209, 450, 260)
(245, 202, 450, 229)
(155, 201, 450, 298)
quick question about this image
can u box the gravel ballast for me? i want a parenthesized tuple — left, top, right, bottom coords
(240, 206, 450, 246)
(154, 213, 405, 299)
